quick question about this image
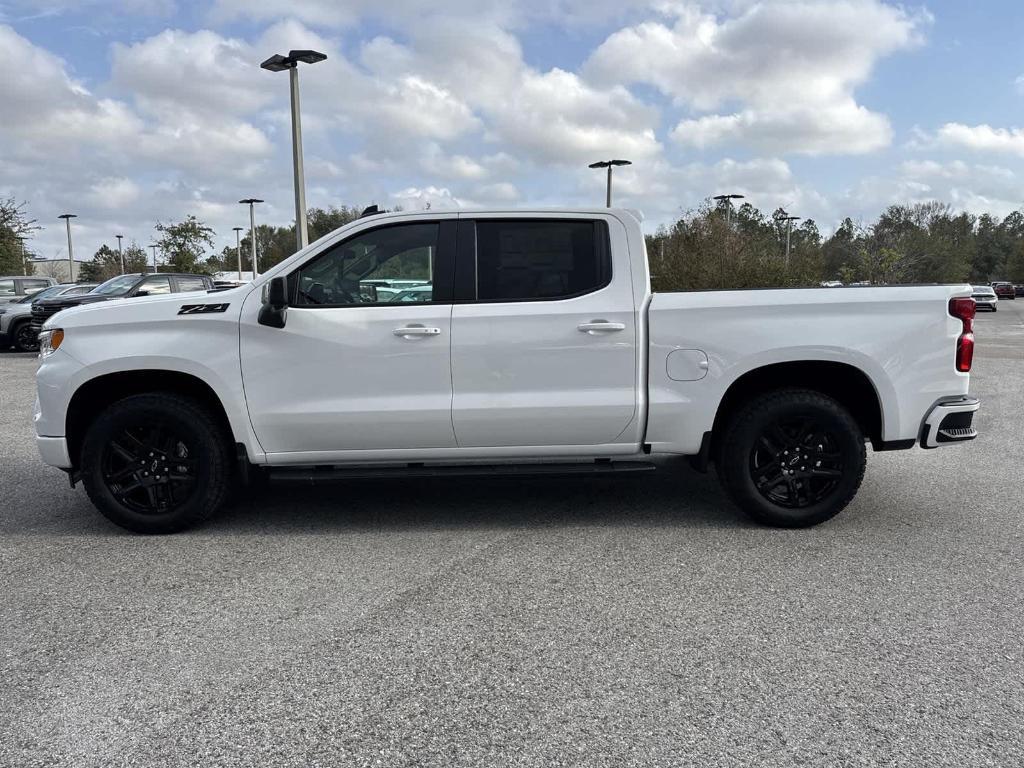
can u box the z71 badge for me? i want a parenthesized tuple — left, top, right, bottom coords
(178, 303, 230, 315)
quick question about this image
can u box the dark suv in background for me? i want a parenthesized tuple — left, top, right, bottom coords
(29, 272, 215, 337)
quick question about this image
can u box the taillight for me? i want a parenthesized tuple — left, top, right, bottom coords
(949, 297, 976, 372)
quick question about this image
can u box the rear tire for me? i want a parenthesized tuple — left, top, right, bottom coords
(80, 393, 232, 534)
(716, 389, 866, 527)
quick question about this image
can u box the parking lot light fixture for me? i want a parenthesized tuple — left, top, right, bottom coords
(148, 244, 159, 273)
(58, 214, 77, 281)
(239, 199, 264, 278)
(115, 234, 124, 274)
(777, 212, 801, 265)
(588, 159, 632, 207)
(233, 227, 245, 282)
(712, 194, 745, 227)
(261, 49, 327, 251)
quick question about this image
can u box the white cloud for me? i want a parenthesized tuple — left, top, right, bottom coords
(586, 0, 928, 155)
(923, 123, 1024, 159)
(671, 100, 891, 155)
(87, 177, 141, 209)
(852, 160, 1023, 218)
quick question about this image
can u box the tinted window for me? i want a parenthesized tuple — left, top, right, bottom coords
(92, 274, 141, 296)
(22, 279, 52, 295)
(293, 223, 438, 307)
(137, 276, 171, 295)
(175, 276, 208, 293)
(0, 279, 16, 297)
(474, 220, 610, 301)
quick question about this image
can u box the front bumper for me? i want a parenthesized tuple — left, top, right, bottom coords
(921, 396, 980, 448)
(37, 435, 72, 468)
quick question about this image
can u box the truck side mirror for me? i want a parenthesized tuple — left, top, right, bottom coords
(258, 276, 288, 328)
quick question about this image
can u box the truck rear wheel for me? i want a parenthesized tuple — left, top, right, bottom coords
(80, 393, 232, 534)
(716, 389, 866, 527)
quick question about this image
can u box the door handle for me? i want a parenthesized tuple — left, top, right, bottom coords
(577, 321, 626, 334)
(393, 325, 441, 338)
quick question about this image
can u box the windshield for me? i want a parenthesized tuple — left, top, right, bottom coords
(20, 284, 71, 303)
(90, 274, 140, 296)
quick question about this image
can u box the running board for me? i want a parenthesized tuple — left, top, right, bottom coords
(269, 460, 656, 483)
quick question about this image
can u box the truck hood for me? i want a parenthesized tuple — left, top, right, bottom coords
(42, 284, 254, 329)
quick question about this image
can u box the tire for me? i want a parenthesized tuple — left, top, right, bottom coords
(715, 389, 866, 527)
(80, 393, 232, 534)
(12, 320, 39, 353)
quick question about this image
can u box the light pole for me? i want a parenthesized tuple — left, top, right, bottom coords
(233, 227, 244, 282)
(588, 159, 632, 207)
(19, 236, 27, 276)
(239, 199, 264, 278)
(261, 49, 327, 251)
(148, 244, 159, 273)
(712, 194, 745, 228)
(115, 234, 124, 274)
(778, 213, 801, 265)
(58, 214, 76, 282)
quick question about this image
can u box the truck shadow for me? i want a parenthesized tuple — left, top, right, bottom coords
(208, 458, 750, 534)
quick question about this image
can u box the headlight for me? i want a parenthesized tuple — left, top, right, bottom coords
(38, 328, 64, 358)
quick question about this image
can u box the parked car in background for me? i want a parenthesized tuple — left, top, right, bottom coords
(0, 276, 56, 305)
(29, 272, 215, 338)
(1015, 284, 1024, 297)
(992, 282, 1015, 300)
(972, 285, 998, 311)
(0, 283, 97, 351)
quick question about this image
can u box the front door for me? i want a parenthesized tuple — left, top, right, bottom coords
(450, 216, 638, 447)
(240, 217, 457, 457)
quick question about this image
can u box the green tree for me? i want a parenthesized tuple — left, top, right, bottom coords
(155, 215, 216, 274)
(79, 244, 121, 282)
(0, 198, 41, 275)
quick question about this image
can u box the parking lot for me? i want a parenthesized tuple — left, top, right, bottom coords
(1, 301, 1021, 767)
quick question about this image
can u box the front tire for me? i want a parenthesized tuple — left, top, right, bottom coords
(716, 389, 866, 527)
(12, 321, 39, 352)
(80, 393, 232, 533)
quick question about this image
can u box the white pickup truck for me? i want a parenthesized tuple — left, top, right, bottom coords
(34, 208, 980, 533)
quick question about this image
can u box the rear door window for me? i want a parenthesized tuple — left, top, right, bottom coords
(468, 220, 611, 302)
(174, 276, 209, 293)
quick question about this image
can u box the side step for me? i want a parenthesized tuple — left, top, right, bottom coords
(269, 460, 657, 484)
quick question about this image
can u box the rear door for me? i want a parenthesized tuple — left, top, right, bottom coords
(449, 215, 638, 447)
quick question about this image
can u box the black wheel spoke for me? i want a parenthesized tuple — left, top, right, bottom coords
(108, 440, 139, 464)
(810, 467, 842, 478)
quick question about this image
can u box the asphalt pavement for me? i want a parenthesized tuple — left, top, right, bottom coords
(1, 301, 1022, 767)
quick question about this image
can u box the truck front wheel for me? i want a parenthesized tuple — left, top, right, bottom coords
(80, 393, 232, 534)
(716, 389, 866, 527)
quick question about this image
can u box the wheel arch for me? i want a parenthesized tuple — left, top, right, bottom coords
(708, 360, 885, 463)
(66, 370, 236, 468)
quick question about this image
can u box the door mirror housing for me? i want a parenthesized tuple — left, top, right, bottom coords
(259, 276, 288, 328)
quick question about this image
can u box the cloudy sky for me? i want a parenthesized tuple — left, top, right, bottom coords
(1, 0, 1022, 261)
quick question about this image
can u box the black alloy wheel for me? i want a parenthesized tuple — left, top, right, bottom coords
(13, 322, 39, 352)
(749, 417, 844, 509)
(81, 393, 231, 533)
(101, 425, 198, 515)
(716, 389, 866, 527)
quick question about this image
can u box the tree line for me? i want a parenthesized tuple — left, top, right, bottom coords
(648, 199, 1024, 291)
(3, 196, 1023, 287)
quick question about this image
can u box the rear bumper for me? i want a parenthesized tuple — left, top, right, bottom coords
(921, 396, 980, 448)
